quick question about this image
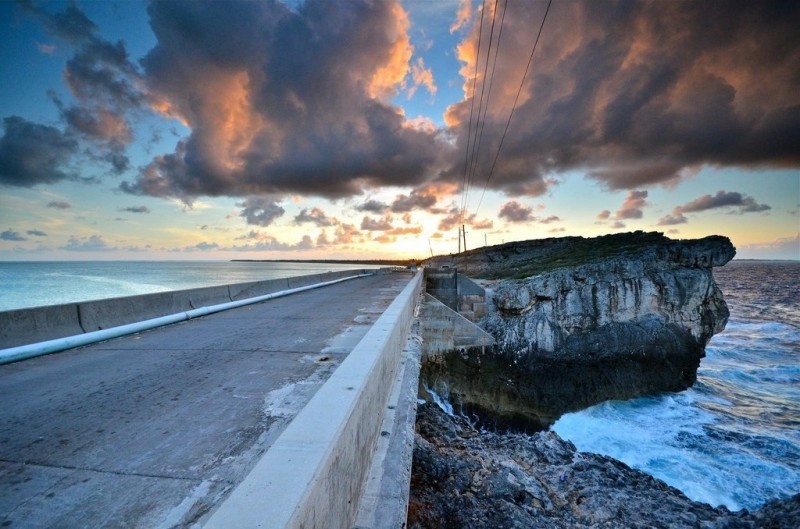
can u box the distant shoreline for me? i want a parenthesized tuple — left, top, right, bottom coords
(230, 258, 414, 266)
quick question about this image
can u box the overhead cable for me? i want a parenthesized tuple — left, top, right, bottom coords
(474, 0, 552, 217)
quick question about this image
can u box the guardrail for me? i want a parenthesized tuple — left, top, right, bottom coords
(202, 269, 423, 529)
(0, 269, 399, 363)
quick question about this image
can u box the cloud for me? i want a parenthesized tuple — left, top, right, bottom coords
(21, 1, 96, 44)
(738, 233, 799, 260)
(657, 213, 688, 226)
(442, 1, 800, 196)
(237, 196, 285, 227)
(438, 209, 493, 231)
(186, 241, 219, 251)
(27, 229, 47, 237)
(677, 190, 771, 214)
(331, 223, 363, 245)
(610, 221, 626, 229)
(361, 215, 394, 231)
(61, 234, 114, 251)
(390, 182, 455, 213)
(407, 57, 437, 98)
(47, 200, 71, 209)
(597, 210, 611, 220)
(498, 201, 533, 223)
(372, 225, 422, 244)
(228, 235, 314, 252)
(121, 206, 150, 214)
(121, 0, 448, 201)
(23, 3, 143, 175)
(450, 0, 473, 33)
(614, 190, 648, 219)
(294, 207, 337, 227)
(355, 199, 389, 213)
(0, 116, 78, 187)
(659, 189, 770, 225)
(1, 229, 27, 241)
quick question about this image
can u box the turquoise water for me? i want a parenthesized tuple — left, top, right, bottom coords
(0, 261, 379, 311)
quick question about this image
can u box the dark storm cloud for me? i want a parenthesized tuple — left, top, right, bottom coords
(121, 0, 447, 201)
(237, 196, 286, 227)
(1, 229, 27, 241)
(0, 116, 78, 187)
(443, 0, 800, 195)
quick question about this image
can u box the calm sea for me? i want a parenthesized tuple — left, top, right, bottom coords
(0, 261, 380, 311)
(553, 260, 800, 510)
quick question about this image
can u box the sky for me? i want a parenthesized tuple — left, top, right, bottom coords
(0, 0, 798, 261)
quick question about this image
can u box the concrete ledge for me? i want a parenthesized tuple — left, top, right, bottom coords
(354, 310, 423, 529)
(0, 303, 84, 346)
(0, 269, 374, 349)
(202, 271, 423, 529)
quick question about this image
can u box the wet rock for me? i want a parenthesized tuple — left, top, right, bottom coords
(408, 404, 800, 529)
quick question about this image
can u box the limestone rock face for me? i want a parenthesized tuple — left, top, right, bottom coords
(420, 232, 736, 428)
(485, 244, 732, 359)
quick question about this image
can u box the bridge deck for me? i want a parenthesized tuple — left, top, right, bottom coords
(0, 272, 412, 528)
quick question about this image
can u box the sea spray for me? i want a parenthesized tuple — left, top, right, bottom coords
(552, 261, 800, 510)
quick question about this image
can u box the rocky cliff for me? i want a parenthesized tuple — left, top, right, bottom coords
(408, 404, 800, 529)
(421, 232, 736, 429)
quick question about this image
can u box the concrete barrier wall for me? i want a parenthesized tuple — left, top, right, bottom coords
(203, 270, 423, 529)
(0, 303, 84, 347)
(0, 269, 374, 349)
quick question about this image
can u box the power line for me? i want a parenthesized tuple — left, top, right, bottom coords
(474, 0, 552, 217)
(464, 0, 507, 218)
(460, 0, 487, 226)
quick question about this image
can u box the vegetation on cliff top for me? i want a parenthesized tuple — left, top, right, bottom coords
(425, 231, 733, 279)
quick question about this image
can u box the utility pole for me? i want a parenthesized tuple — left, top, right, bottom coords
(457, 228, 461, 253)
(428, 238, 434, 258)
(485, 233, 487, 247)
(462, 225, 467, 253)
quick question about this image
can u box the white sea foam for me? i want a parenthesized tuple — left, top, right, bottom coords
(553, 261, 800, 511)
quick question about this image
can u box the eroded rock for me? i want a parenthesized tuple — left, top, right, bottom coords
(421, 232, 736, 429)
(408, 404, 800, 529)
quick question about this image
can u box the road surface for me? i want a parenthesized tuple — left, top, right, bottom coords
(0, 272, 411, 528)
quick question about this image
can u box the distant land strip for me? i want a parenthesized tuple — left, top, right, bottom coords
(230, 259, 416, 266)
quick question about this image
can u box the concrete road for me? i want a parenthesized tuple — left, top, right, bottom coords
(0, 272, 412, 528)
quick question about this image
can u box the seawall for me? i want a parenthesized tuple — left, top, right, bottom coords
(0, 269, 382, 350)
